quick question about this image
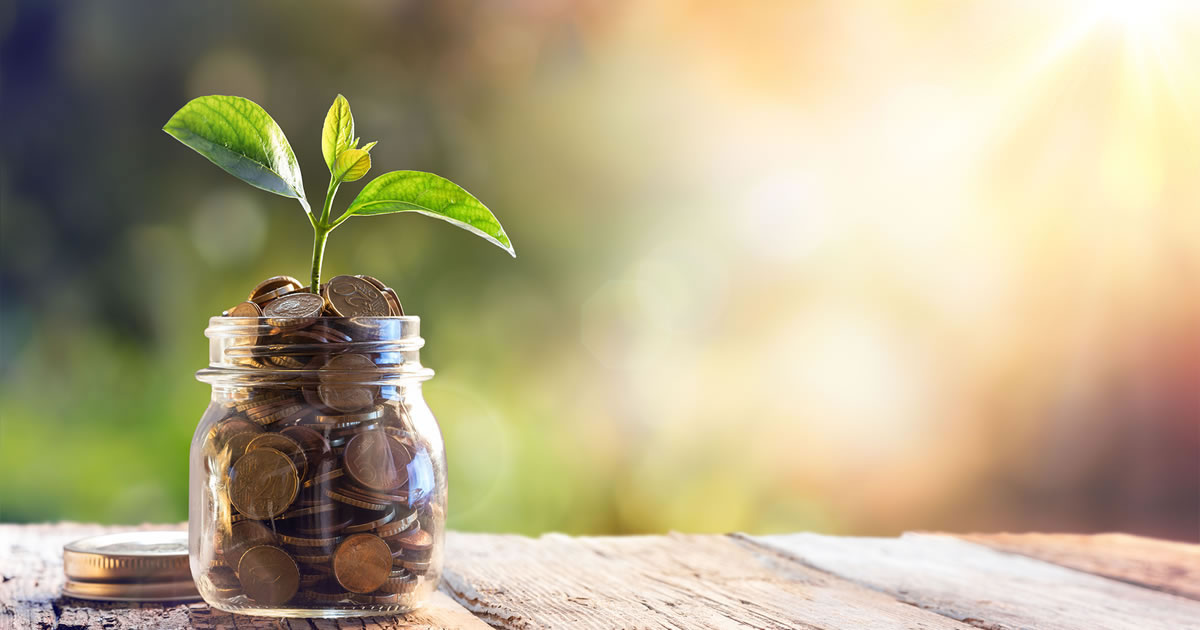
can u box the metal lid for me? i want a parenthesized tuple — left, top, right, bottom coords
(62, 531, 201, 602)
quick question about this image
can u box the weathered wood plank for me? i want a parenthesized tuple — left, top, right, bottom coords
(0, 523, 489, 630)
(955, 532, 1200, 601)
(442, 531, 976, 630)
(746, 532, 1200, 630)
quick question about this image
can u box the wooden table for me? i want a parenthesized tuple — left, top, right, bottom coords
(2, 524, 1197, 629)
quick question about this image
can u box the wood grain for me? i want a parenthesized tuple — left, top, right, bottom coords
(0, 523, 489, 630)
(746, 532, 1200, 630)
(441, 531, 976, 630)
(956, 532, 1200, 600)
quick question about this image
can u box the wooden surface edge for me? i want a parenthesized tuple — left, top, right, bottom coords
(949, 531, 1200, 601)
(742, 531, 1200, 630)
(0, 523, 493, 630)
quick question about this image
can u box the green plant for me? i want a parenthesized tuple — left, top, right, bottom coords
(164, 94, 514, 291)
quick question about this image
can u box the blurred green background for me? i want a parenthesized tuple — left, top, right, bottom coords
(1, 1, 1197, 539)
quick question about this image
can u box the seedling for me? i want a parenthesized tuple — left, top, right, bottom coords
(164, 94, 514, 291)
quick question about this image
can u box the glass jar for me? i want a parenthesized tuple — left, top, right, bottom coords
(190, 315, 444, 617)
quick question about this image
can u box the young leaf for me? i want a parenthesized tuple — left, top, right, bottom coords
(164, 95, 307, 203)
(334, 148, 372, 183)
(360, 141, 377, 153)
(345, 171, 515, 256)
(321, 94, 355, 171)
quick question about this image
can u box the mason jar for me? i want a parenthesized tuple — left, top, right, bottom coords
(190, 315, 445, 617)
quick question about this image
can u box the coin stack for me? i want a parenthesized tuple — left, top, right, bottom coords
(198, 274, 438, 609)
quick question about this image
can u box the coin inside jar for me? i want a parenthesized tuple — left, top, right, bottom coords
(323, 275, 391, 317)
(344, 431, 409, 491)
(208, 417, 263, 466)
(237, 545, 300, 605)
(229, 448, 299, 520)
(263, 292, 325, 328)
(332, 533, 393, 594)
(248, 275, 304, 303)
(317, 353, 379, 412)
(225, 301, 264, 347)
(246, 432, 309, 479)
(223, 520, 278, 572)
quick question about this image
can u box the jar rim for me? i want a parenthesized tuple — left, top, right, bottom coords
(199, 314, 432, 385)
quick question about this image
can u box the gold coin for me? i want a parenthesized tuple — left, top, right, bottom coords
(225, 301, 264, 348)
(246, 432, 308, 480)
(324, 275, 390, 317)
(332, 533, 393, 594)
(223, 520, 277, 572)
(383, 288, 404, 316)
(237, 545, 299, 605)
(317, 354, 379, 412)
(208, 418, 263, 467)
(229, 448, 299, 520)
(354, 274, 388, 291)
(263, 293, 325, 327)
(248, 275, 304, 303)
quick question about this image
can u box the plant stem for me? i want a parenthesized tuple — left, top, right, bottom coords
(310, 226, 330, 293)
(319, 178, 338, 226)
(309, 176, 341, 292)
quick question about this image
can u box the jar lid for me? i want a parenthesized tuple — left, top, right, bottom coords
(62, 531, 201, 602)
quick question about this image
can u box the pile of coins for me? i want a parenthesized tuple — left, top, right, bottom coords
(198, 274, 438, 609)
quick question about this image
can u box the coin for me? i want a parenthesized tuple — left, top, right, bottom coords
(324, 275, 390, 317)
(376, 567, 418, 594)
(302, 467, 344, 489)
(344, 431, 410, 491)
(325, 487, 389, 511)
(248, 275, 304, 303)
(309, 324, 353, 343)
(230, 448, 299, 520)
(209, 417, 263, 467)
(375, 509, 420, 538)
(279, 425, 332, 460)
(290, 514, 355, 537)
(317, 354, 379, 412)
(343, 507, 397, 534)
(278, 502, 336, 521)
(278, 532, 344, 547)
(312, 407, 384, 425)
(382, 288, 404, 316)
(246, 432, 308, 479)
(400, 559, 431, 575)
(237, 545, 300, 605)
(337, 482, 408, 504)
(263, 293, 325, 327)
(223, 520, 277, 572)
(332, 533, 393, 594)
(354, 274, 388, 291)
(225, 301, 264, 347)
(207, 566, 242, 596)
(391, 526, 433, 552)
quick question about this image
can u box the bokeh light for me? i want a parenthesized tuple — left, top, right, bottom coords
(0, 0, 1196, 540)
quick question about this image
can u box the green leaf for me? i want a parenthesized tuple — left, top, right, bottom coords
(334, 148, 372, 182)
(360, 140, 377, 153)
(164, 95, 307, 203)
(321, 94, 355, 171)
(345, 171, 515, 256)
